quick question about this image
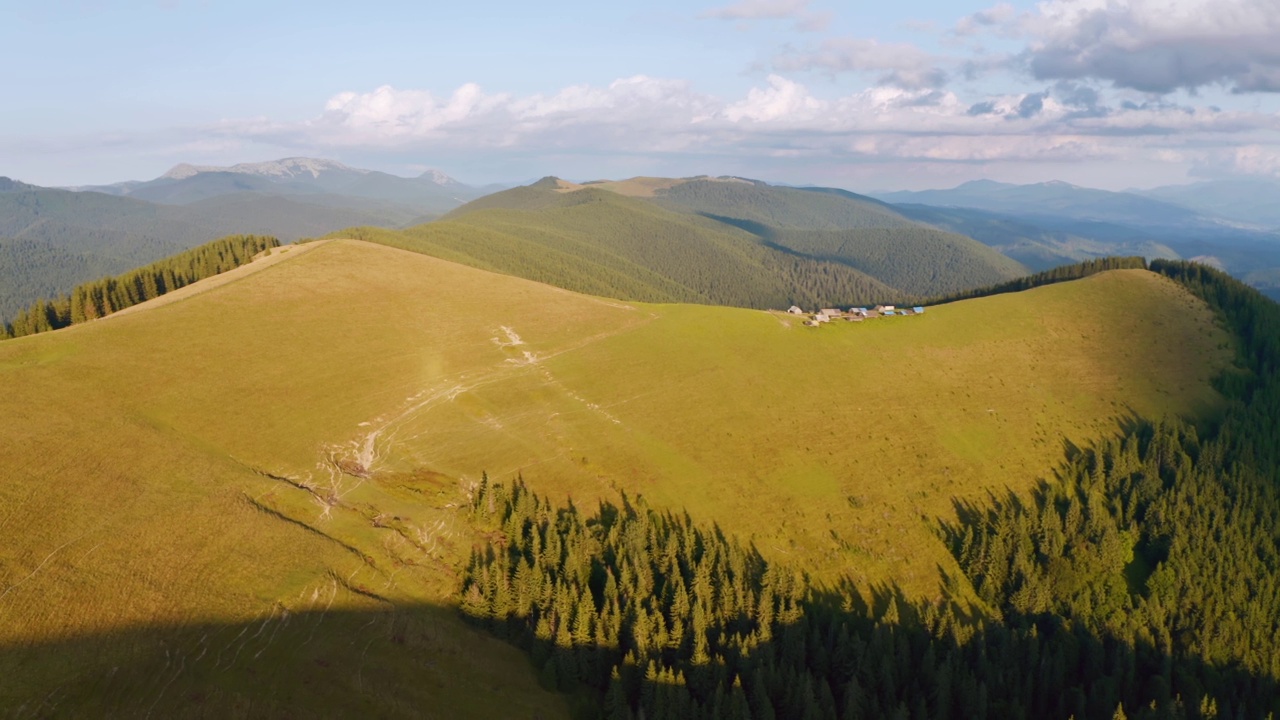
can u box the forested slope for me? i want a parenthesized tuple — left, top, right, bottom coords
(344, 186, 902, 309)
(653, 180, 918, 230)
(650, 180, 1028, 296)
(347, 177, 1028, 307)
(768, 227, 1028, 298)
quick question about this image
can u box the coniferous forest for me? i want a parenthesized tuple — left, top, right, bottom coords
(0, 234, 278, 339)
(460, 260, 1280, 720)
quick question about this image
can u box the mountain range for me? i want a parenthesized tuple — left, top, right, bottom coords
(5, 157, 1280, 321)
(872, 178, 1280, 299)
(0, 159, 504, 318)
(69, 156, 495, 221)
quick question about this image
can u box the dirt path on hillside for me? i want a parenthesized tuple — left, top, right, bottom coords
(326, 309, 658, 481)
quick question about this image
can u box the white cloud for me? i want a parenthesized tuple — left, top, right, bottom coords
(300, 77, 722, 154)
(25, 74, 1274, 186)
(724, 75, 822, 122)
(217, 77, 1274, 175)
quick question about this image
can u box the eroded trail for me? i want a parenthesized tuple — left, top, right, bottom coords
(322, 309, 655, 482)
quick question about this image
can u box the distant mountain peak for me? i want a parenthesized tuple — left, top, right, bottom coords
(417, 168, 460, 186)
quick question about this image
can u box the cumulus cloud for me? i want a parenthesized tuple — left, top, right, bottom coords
(724, 75, 823, 122)
(774, 38, 950, 89)
(189, 76, 1272, 178)
(701, 0, 830, 32)
(1013, 0, 1280, 94)
(302, 77, 722, 154)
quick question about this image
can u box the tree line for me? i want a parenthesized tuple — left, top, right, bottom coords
(459, 260, 1280, 719)
(1, 234, 278, 339)
(928, 256, 1149, 305)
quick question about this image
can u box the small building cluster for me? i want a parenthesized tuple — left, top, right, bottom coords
(787, 304, 926, 327)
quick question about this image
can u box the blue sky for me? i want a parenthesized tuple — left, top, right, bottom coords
(4, 0, 1279, 190)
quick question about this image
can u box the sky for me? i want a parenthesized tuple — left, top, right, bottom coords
(3, 0, 1280, 190)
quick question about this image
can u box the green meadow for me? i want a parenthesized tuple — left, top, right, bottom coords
(0, 239, 1230, 714)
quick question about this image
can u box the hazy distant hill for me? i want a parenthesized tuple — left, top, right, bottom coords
(891, 203, 1181, 272)
(76, 157, 485, 217)
(874, 179, 1206, 226)
(1137, 177, 1280, 229)
(1, 157, 501, 317)
(0, 178, 400, 317)
(872, 179, 1280, 296)
(337, 176, 1026, 308)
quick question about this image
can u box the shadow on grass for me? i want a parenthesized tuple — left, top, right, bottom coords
(0, 603, 566, 719)
(4, 525, 1278, 720)
(6, 585, 1276, 720)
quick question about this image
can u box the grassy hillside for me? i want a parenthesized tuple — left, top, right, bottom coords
(0, 239, 1229, 714)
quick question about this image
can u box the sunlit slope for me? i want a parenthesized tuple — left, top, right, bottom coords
(0, 240, 602, 716)
(0, 241, 1228, 712)
(360, 267, 1229, 590)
